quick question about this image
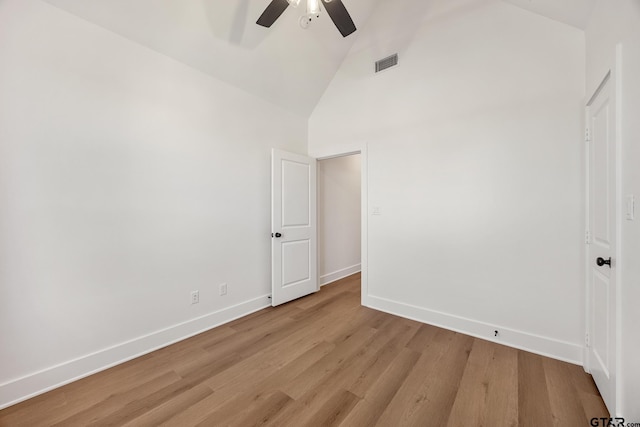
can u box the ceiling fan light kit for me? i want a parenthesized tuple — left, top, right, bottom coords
(257, 0, 357, 37)
(305, 0, 321, 15)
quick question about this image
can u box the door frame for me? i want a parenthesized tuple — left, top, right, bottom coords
(315, 146, 369, 307)
(584, 45, 623, 416)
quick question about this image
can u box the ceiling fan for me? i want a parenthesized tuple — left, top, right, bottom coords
(256, 0, 357, 37)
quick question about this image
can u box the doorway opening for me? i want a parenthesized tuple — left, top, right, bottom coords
(317, 153, 362, 287)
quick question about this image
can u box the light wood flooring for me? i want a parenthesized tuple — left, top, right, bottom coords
(0, 273, 608, 426)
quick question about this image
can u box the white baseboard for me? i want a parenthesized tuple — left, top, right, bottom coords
(320, 264, 361, 286)
(0, 295, 271, 410)
(366, 295, 584, 366)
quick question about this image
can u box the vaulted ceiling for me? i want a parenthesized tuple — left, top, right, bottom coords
(44, 0, 381, 117)
(503, 0, 596, 29)
(44, 0, 596, 117)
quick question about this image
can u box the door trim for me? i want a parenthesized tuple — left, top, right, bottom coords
(613, 44, 623, 418)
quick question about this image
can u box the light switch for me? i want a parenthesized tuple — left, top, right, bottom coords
(626, 194, 635, 221)
(372, 206, 381, 216)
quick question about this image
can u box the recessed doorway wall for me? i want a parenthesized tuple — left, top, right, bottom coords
(318, 154, 361, 286)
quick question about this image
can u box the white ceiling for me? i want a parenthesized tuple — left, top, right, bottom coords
(43, 0, 595, 116)
(44, 0, 381, 117)
(503, 0, 596, 29)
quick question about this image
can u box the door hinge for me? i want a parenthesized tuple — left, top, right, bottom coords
(585, 332, 590, 347)
(585, 128, 591, 142)
(585, 230, 591, 244)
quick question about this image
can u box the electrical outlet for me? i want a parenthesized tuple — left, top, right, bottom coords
(191, 290, 199, 304)
(220, 283, 227, 296)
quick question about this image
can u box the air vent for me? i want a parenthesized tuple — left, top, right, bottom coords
(375, 54, 398, 73)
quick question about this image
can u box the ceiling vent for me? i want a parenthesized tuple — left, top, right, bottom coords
(375, 54, 398, 73)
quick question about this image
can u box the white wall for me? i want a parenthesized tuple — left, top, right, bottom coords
(310, 0, 586, 362)
(586, 1, 640, 419)
(318, 155, 361, 285)
(0, 0, 307, 408)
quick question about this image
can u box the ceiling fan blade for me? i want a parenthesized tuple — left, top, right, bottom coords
(257, 0, 290, 28)
(322, 0, 357, 37)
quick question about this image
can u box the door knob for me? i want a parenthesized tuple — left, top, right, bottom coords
(596, 257, 611, 267)
(273, 232, 282, 238)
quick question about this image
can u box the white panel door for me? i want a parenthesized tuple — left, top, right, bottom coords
(271, 149, 317, 306)
(586, 72, 617, 414)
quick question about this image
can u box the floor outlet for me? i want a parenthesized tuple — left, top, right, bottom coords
(191, 290, 199, 304)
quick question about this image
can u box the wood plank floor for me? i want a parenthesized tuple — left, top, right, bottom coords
(0, 273, 608, 426)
